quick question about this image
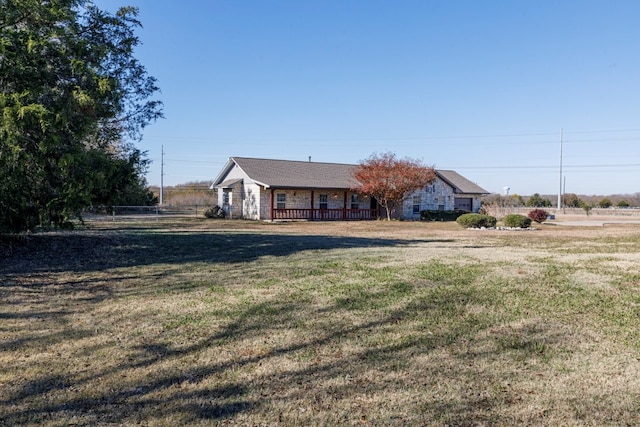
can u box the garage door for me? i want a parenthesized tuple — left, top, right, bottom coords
(454, 197, 472, 211)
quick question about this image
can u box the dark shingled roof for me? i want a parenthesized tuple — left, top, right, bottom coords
(225, 157, 488, 194)
(435, 170, 489, 195)
(231, 157, 360, 189)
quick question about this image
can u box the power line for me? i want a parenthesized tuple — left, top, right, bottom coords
(141, 127, 640, 144)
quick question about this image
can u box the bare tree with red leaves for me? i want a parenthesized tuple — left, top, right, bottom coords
(352, 152, 436, 221)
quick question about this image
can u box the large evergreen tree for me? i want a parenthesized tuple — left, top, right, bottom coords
(0, 0, 162, 232)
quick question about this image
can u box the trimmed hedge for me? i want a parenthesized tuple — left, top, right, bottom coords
(502, 213, 532, 228)
(420, 209, 469, 222)
(456, 213, 497, 228)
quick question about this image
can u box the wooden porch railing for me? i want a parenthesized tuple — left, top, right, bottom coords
(272, 208, 379, 221)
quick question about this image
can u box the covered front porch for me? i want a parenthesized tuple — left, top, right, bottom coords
(272, 208, 379, 221)
(269, 189, 380, 221)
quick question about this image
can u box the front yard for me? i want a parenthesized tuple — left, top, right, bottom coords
(2, 219, 640, 425)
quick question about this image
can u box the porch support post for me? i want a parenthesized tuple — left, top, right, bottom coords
(310, 190, 314, 221)
(343, 191, 347, 220)
(270, 188, 274, 221)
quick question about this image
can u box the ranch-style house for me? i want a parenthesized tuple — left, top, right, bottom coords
(211, 157, 488, 221)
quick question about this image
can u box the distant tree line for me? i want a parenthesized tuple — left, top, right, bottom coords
(150, 182, 215, 207)
(482, 192, 640, 209)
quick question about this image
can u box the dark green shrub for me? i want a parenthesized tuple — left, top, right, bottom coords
(527, 209, 549, 223)
(502, 214, 531, 228)
(564, 193, 582, 208)
(456, 213, 497, 228)
(617, 200, 629, 208)
(420, 209, 469, 221)
(598, 198, 612, 208)
(525, 193, 552, 207)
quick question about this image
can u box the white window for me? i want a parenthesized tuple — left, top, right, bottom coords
(223, 189, 232, 205)
(319, 194, 328, 209)
(351, 194, 359, 209)
(412, 195, 421, 214)
(276, 193, 286, 209)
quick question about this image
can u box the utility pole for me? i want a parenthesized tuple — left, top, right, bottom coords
(557, 129, 563, 209)
(160, 145, 164, 206)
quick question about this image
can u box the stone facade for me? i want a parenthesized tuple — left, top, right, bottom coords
(400, 177, 483, 219)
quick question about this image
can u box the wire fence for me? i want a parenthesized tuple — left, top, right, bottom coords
(85, 205, 217, 222)
(482, 205, 640, 219)
(84, 204, 640, 223)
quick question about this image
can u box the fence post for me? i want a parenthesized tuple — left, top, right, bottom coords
(156, 205, 159, 222)
(112, 206, 115, 222)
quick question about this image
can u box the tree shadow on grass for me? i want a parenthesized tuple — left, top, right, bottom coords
(1, 230, 453, 274)
(0, 230, 453, 309)
(1, 301, 409, 424)
(0, 277, 504, 425)
(1, 228, 473, 425)
(1, 275, 600, 425)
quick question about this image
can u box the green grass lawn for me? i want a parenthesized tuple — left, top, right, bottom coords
(2, 219, 640, 426)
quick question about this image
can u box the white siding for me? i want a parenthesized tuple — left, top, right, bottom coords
(223, 164, 247, 181)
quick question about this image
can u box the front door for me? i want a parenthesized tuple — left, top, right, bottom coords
(370, 197, 379, 218)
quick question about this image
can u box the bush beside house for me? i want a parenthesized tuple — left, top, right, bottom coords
(456, 213, 497, 228)
(502, 214, 532, 228)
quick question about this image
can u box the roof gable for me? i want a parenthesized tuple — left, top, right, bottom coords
(215, 178, 243, 189)
(436, 170, 488, 194)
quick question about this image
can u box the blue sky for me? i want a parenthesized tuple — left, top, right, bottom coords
(96, 0, 640, 196)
